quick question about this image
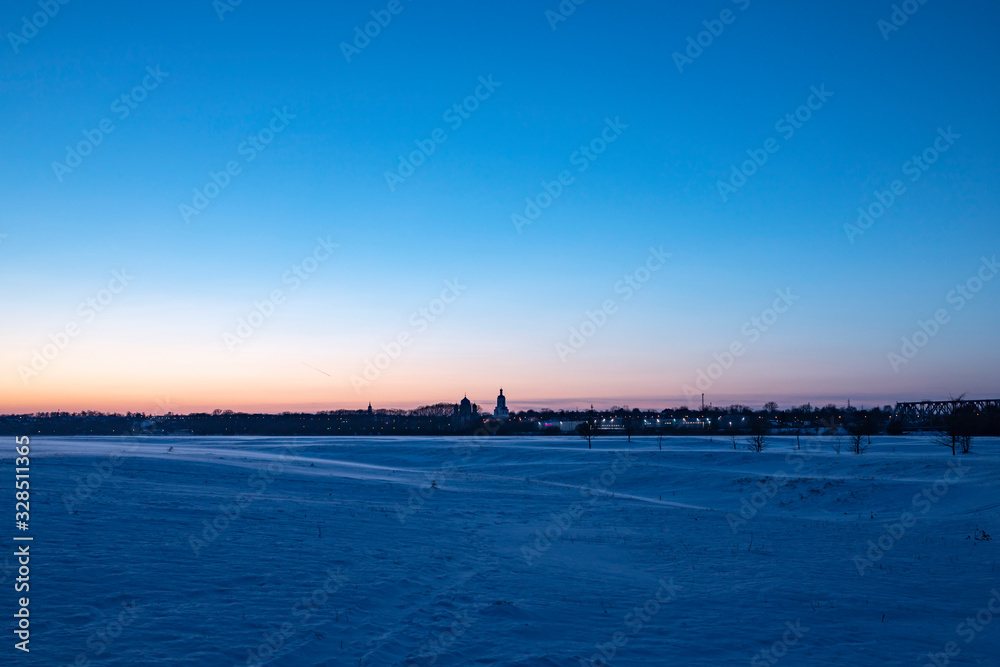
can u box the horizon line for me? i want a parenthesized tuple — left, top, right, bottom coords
(8, 393, 997, 416)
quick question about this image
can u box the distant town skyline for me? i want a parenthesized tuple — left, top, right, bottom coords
(3, 386, 986, 416)
(2, 1, 998, 413)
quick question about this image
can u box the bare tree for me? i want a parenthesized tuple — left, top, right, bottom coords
(935, 395, 976, 456)
(622, 411, 635, 443)
(954, 402, 976, 454)
(846, 420, 873, 455)
(577, 420, 596, 449)
(934, 431, 957, 456)
(745, 417, 769, 453)
(847, 430, 869, 455)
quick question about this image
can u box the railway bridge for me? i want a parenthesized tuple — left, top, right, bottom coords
(892, 398, 1000, 429)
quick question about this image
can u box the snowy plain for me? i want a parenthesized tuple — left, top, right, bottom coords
(7, 435, 1000, 666)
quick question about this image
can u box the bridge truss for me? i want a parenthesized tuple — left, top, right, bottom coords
(892, 398, 1000, 427)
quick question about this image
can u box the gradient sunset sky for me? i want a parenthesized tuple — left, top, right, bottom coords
(2, 0, 999, 414)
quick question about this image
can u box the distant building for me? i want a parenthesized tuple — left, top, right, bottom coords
(542, 421, 583, 433)
(494, 388, 510, 421)
(452, 395, 477, 428)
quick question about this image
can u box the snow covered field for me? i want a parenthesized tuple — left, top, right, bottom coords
(9, 435, 1000, 665)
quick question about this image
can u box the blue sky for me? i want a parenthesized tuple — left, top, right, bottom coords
(1, 0, 998, 412)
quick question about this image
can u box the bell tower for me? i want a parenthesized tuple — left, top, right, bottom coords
(494, 388, 510, 421)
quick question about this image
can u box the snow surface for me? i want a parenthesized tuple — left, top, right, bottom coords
(9, 435, 1000, 665)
